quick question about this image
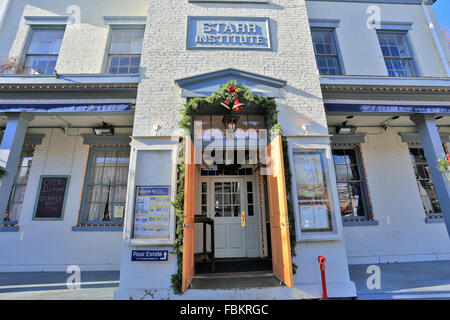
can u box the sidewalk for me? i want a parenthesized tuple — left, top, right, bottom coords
(348, 260, 450, 300)
(0, 261, 449, 300)
(0, 271, 119, 300)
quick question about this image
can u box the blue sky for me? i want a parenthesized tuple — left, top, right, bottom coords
(433, 0, 450, 30)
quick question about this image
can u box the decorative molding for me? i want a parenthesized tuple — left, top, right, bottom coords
(81, 134, 132, 146)
(175, 68, 286, 97)
(330, 134, 366, 144)
(309, 19, 340, 29)
(399, 132, 450, 143)
(72, 226, 123, 232)
(342, 220, 379, 226)
(320, 75, 450, 90)
(103, 16, 147, 25)
(372, 21, 413, 31)
(24, 16, 70, 25)
(0, 226, 20, 232)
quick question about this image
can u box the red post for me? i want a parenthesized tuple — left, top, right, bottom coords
(318, 256, 328, 300)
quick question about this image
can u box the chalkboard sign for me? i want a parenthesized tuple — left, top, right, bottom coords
(33, 176, 70, 220)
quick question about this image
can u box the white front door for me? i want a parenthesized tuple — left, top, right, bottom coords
(199, 177, 261, 259)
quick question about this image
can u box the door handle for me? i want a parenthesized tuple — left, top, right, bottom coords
(183, 224, 193, 228)
(241, 211, 246, 228)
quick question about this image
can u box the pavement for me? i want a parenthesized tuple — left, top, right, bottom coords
(0, 260, 448, 300)
(0, 271, 120, 300)
(348, 260, 450, 300)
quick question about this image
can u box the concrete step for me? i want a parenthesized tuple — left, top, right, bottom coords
(190, 273, 282, 290)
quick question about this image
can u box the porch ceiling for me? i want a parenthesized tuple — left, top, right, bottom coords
(326, 114, 450, 129)
(0, 114, 134, 128)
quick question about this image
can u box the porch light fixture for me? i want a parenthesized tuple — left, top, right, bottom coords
(93, 121, 115, 136)
(222, 115, 240, 131)
(336, 121, 356, 135)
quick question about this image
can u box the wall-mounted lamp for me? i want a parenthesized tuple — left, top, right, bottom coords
(336, 121, 356, 135)
(93, 121, 115, 136)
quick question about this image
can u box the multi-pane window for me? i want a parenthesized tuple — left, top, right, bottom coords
(79, 146, 130, 224)
(377, 31, 418, 77)
(408, 146, 441, 214)
(246, 181, 254, 217)
(201, 182, 208, 215)
(332, 146, 373, 220)
(22, 28, 65, 75)
(311, 29, 343, 75)
(106, 28, 144, 74)
(214, 182, 241, 218)
(3, 147, 34, 223)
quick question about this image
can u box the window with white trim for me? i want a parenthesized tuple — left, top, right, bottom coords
(377, 31, 419, 77)
(78, 146, 130, 225)
(106, 27, 144, 75)
(3, 146, 35, 224)
(21, 28, 65, 75)
(311, 28, 343, 75)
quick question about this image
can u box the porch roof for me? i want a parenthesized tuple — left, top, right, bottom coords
(175, 68, 287, 98)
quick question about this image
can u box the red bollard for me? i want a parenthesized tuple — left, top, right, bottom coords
(318, 256, 328, 300)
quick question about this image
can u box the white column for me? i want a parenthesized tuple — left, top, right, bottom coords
(411, 115, 450, 238)
(0, 113, 34, 220)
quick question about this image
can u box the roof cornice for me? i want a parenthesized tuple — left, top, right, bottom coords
(0, 74, 140, 91)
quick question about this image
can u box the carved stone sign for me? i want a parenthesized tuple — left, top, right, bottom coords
(187, 17, 272, 50)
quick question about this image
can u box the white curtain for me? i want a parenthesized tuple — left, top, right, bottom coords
(87, 148, 129, 222)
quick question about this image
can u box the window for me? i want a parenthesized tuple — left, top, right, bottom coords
(3, 147, 34, 223)
(408, 146, 441, 214)
(79, 146, 130, 225)
(377, 31, 418, 77)
(332, 145, 373, 221)
(214, 182, 241, 218)
(311, 29, 343, 75)
(21, 28, 65, 75)
(106, 28, 144, 74)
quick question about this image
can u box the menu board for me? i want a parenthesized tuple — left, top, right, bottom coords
(33, 176, 70, 220)
(299, 205, 330, 230)
(133, 186, 171, 239)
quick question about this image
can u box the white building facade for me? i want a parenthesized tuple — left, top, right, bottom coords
(0, 0, 448, 300)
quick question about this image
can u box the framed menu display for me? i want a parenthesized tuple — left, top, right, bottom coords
(293, 149, 333, 233)
(133, 186, 171, 240)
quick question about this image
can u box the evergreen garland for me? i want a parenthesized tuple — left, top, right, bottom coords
(171, 81, 297, 294)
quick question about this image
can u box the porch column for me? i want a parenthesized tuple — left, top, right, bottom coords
(0, 113, 33, 220)
(411, 114, 450, 237)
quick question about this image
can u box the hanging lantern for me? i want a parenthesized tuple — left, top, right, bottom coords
(222, 115, 240, 131)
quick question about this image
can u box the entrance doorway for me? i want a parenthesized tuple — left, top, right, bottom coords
(197, 174, 264, 259)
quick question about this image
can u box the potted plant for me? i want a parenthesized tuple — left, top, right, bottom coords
(437, 154, 450, 181)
